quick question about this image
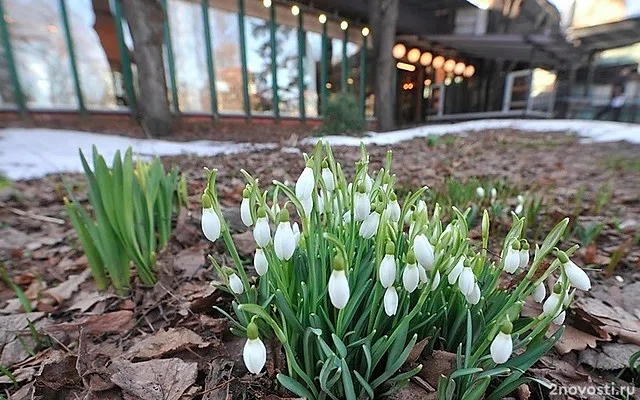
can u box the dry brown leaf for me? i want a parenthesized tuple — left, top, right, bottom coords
(41, 269, 91, 305)
(110, 358, 198, 400)
(174, 245, 207, 278)
(45, 310, 134, 343)
(0, 312, 45, 346)
(68, 290, 115, 313)
(0, 366, 36, 384)
(579, 343, 640, 370)
(553, 324, 601, 355)
(122, 328, 207, 361)
(573, 298, 640, 345)
(418, 350, 457, 389)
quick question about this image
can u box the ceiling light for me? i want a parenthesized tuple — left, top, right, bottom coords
(420, 52, 432, 66)
(392, 43, 406, 59)
(432, 56, 445, 69)
(396, 62, 416, 72)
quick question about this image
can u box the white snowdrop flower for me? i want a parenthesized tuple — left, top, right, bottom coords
(418, 264, 428, 284)
(317, 192, 325, 215)
(274, 209, 296, 261)
(519, 242, 530, 269)
(503, 242, 520, 274)
(386, 193, 401, 224)
(476, 187, 485, 198)
(379, 243, 397, 288)
(253, 208, 271, 248)
(201, 207, 221, 243)
(364, 173, 373, 193)
(466, 282, 481, 305)
(402, 251, 419, 293)
(458, 266, 475, 296)
(514, 203, 523, 215)
(559, 251, 591, 291)
(321, 163, 335, 192)
(448, 258, 464, 285)
(342, 210, 352, 225)
(240, 189, 253, 227)
(229, 272, 244, 294)
(254, 248, 268, 276)
(404, 209, 413, 225)
(292, 222, 300, 245)
(532, 283, 546, 303)
(295, 165, 315, 200)
(328, 255, 349, 309)
(490, 330, 513, 364)
(553, 311, 566, 325)
(354, 185, 370, 221)
(243, 321, 266, 374)
(430, 270, 441, 292)
(383, 286, 399, 316)
(517, 194, 524, 204)
(359, 208, 381, 239)
(542, 292, 562, 318)
(300, 195, 313, 217)
(490, 188, 497, 204)
(413, 233, 435, 271)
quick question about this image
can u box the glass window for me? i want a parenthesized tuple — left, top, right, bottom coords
(0, 23, 16, 108)
(209, 7, 243, 114)
(5, 0, 77, 109)
(328, 37, 342, 93)
(275, 6, 298, 116)
(168, 0, 209, 113)
(304, 31, 321, 117)
(245, 15, 273, 114)
(66, 0, 121, 109)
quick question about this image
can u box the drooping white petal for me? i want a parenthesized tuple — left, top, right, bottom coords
(542, 292, 562, 318)
(354, 192, 370, 221)
(359, 212, 380, 239)
(514, 204, 523, 215)
(387, 200, 401, 223)
(364, 173, 373, 193)
(254, 248, 269, 276)
(317, 192, 326, 215)
(563, 260, 591, 291)
(292, 222, 300, 245)
(295, 166, 315, 200)
(430, 270, 441, 292)
(517, 195, 524, 204)
(553, 311, 566, 325)
(519, 249, 530, 269)
(413, 234, 435, 271)
(253, 216, 271, 248)
(240, 198, 253, 227)
(490, 332, 513, 364)
(383, 286, 399, 316)
(402, 263, 420, 293)
(321, 167, 335, 192)
(229, 273, 244, 294)
(379, 254, 396, 288)
(342, 210, 352, 225)
(418, 264, 428, 284)
(532, 283, 546, 303)
(243, 337, 267, 374)
(458, 267, 475, 296)
(476, 187, 485, 198)
(465, 282, 481, 305)
(274, 222, 296, 261)
(328, 270, 350, 309)
(503, 247, 520, 274)
(300, 195, 313, 217)
(448, 258, 464, 285)
(202, 208, 221, 243)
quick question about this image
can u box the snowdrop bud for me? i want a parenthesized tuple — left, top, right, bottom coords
(292, 222, 300, 245)
(364, 173, 373, 193)
(458, 266, 475, 296)
(295, 164, 315, 200)
(342, 210, 352, 225)
(542, 291, 562, 318)
(553, 311, 566, 325)
(514, 203, 523, 215)
(517, 195, 524, 204)
(383, 286, 399, 316)
(476, 187, 485, 198)
(430, 270, 441, 292)
(413, 234, 435, 271)
(229, 272, 244, 294)
(274, 209, 296, 261)
(402, 251, 419, 293)
(321, 160, 335, 192)
(253, 208, 271, 248)
(519, 241, 530, 269)
(386, 192, 401, 223)
(201, 207, 221, 243)
(490, 322, 513, 364)
(558, 251, 591, 291)
(404, 208, 413, 225)
(379, 242, 397, 288)
(418, 264, 428, 284)
(354, 184, 370, 221)
(490, 188, 497, 204)
(532, 283, 546, 303)
(254, 248, 268, 276)
(359, 206, 381, 239)
(448, 258, 464, 285)
(317, 192, 325, 215)
(328, 254, 350, 309)
(240, 189, 253, 227)
(243, 321, 266, 374)
(503, 241, 521, 274)
(466, 282, 481, 305)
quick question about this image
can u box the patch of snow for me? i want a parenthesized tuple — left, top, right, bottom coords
(0, 128, 276, 181)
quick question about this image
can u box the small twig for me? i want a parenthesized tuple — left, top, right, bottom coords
(0, 202, 65, 225)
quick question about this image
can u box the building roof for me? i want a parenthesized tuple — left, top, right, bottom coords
(567, 16, 640, 53)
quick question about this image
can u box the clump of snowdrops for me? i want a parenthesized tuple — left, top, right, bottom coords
(201, 142, 591, 399)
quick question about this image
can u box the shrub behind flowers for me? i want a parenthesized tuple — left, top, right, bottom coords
(202, 142, 590, 399)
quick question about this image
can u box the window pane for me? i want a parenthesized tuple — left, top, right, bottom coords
(304, 31, 321, 117)
(275, 7, 298, 116)
(0, 23, 16, 108)
(67, 0, 121, 109)
(209, 7, 243, 114)
(5, 0, 77, 109)
(168, 0, 209, 113)
(245, 15, 273, 114)
(329, 38, 342, 93)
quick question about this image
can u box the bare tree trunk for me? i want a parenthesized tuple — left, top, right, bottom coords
(370, 0, 399, 131)
(122, 0, 171, 137)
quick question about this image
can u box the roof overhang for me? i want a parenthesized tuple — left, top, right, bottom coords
(567, 17, 640, 52)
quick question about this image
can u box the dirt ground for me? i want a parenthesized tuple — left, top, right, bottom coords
(1, 128, 639, 399)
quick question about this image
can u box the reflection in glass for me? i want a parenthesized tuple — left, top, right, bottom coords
(209, 7, 243, 114)
(245, 15, 273, 114)
(329, 38, 342, 93)
(304, 31, 321, 117)
(0, 24, 16, 107)
(5, 0, 76, 108)
(275, 21, 298, 116)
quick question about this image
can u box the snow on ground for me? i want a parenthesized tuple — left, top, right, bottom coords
(1, 119, 638, 180)
(0, 128, 276, 180)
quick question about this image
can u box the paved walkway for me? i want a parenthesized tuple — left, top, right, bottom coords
(1, 119, 638, 180)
